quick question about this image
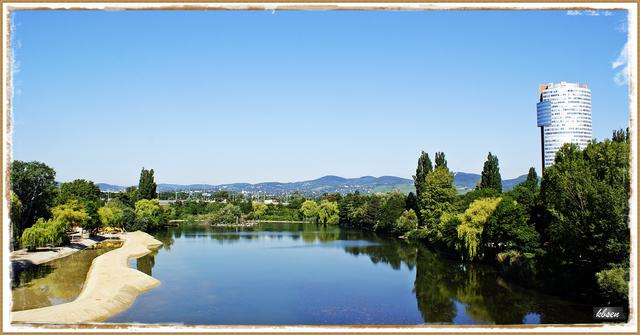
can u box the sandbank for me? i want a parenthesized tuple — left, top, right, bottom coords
(11, 231, 162, 324)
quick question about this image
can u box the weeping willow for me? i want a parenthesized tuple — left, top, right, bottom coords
(456, 197, 501, 260)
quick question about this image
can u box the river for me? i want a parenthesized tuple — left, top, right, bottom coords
(105, 223, 593, 325)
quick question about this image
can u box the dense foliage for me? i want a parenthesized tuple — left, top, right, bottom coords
(478, 152, 502, 193)
(537, 132, 630, 304)
(456, 197, 501, 260)
(412, 151, 432, 223)
(401, 129, 630, 305)
(56, 179, 103, 233)
(10, 127, 630, 308)
(20, 218, 68, 251)
(204, 204, 242, 225)
(138, 168, 158, 201)
(339, 192, 412, 235)
(10, 161, 57, 246)
(134, 199, 166, 230)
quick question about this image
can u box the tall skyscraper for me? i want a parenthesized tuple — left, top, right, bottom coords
(536, 82, 592, 172)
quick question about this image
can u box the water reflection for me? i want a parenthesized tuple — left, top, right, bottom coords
(349, 241, 593, 324)
(11, 241, 121, 311)
(122, 223, 592, 324)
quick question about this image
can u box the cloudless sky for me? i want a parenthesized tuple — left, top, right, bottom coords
(10, 10, 630, 185)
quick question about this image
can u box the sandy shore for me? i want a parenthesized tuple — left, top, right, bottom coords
(11, 231, 162, 324)
(11, 233, 122, 272)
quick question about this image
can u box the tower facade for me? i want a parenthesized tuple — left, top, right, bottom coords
(537, 82, 592, 172)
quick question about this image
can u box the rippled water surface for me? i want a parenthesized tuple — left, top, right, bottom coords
(107, 223, 593, 325)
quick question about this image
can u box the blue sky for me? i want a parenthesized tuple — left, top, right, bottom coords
(10, 10, 630, 185)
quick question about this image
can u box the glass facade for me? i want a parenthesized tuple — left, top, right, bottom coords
(538, 82, 592, 170)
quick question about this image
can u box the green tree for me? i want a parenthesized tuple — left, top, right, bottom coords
(355, 195, 382, 230)
(596, 266, 629, 305)
(453, 188, 501, 213)
(98, 200, 128, 231)
(540, 132, 630, 300)
(420, 166, 457, 230)
(483, 197, 540, 254)
(287, 192, 306, 210)
(238, 197, 253, 215)
(434, 152, 447, 169)
(413, 151, 433, 223)
(10, 192, 24, 248)
(56, 179, 103, 233)
(252, 202, 268, 219)
(52, 200, 91, 232)
(478, 152, 502, 193)
(405, 192, 419, 213)
(612, 127, 629, 143)
(10, 161, 57, 241)
(134, 199, 165, 229)
(456, 197, 501, 260)
(375, 192, 406, 233)
(301, 200, 320, 223)
(508, 167, 541, 233)
(395, 209, 418, 234)
(56, 179, 102, 205)
(125, 186, 140, 204)
(206, 204, 242, 225)
(20, 218, 68, 251)
(137, 168, 158, 200)
(509, 168, 538, 208)
(20, 200, 92, 250)
(120, 206, 137, 231)
(113, 191, 134, 208)
(212, 191, 230, 202)
(523, 167, 539, 191)
(318, 200, 339, 225)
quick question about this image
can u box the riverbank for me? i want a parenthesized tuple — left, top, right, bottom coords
(12, 231, 162, 324)
(10, 233, 122, 272)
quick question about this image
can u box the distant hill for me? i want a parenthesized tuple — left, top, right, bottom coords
(96, 183, 126, 192)
(453, 172, 530, 193)
(98, 173, 530, 196)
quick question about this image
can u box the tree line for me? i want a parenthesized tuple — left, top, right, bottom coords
(11, 166, 166, 250)
(9, 128, 630, 306)
(403, 128, 630, 306)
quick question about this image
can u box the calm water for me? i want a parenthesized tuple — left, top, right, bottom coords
(11, 240, 122, 311)
(107, 223, 593, 325)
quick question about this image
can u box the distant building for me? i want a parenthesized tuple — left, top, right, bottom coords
(537, 82, 592, 172)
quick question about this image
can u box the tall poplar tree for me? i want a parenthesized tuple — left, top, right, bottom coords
(434, 152, 448, 169)
(413, 151, 433, 223)
(523, 167, 539, 192)
(138, 168, 158, 200)
(479, 152, 502, 193)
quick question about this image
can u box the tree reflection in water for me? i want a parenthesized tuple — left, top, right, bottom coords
(129, 224, 592, 324)
(347, 238, 592, 324)
(11, 241, 121, 311)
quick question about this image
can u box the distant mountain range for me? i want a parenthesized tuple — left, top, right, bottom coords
(97, 173, 529, 196)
